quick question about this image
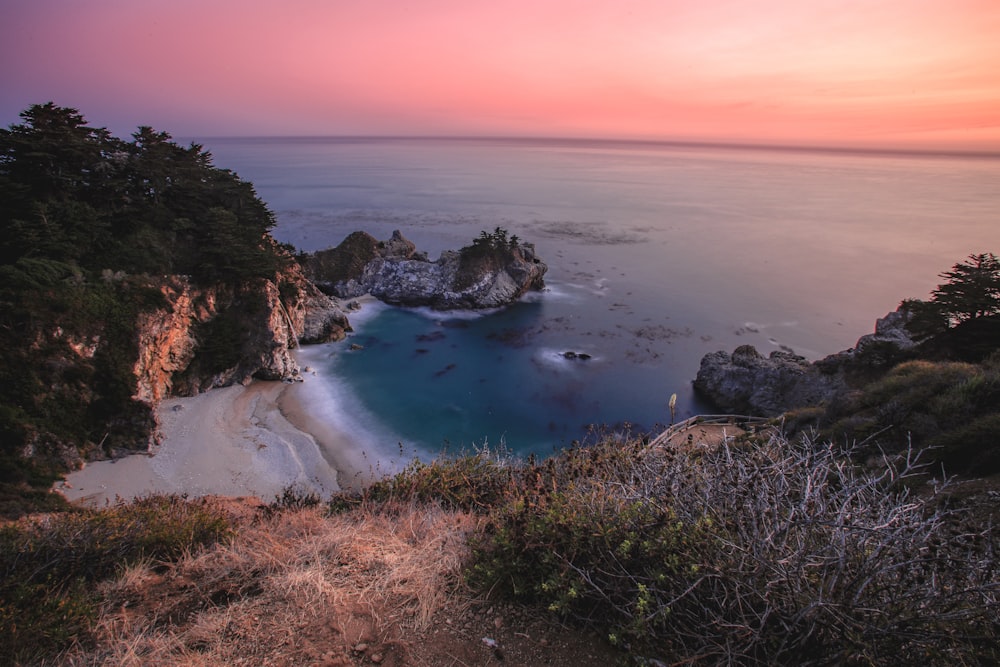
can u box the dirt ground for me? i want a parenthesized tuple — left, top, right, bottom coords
(329, 598, 622, 667)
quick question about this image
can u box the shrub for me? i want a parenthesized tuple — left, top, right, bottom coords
(335, 431, 998, 662)
(823, 359, 1000, 474)
(462, 434, 999, 664)
(929, 412, 1000, 472)
(269, 485, 323, 512)
(356, 444, 518, 512)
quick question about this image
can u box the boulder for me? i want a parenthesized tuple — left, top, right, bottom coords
(694, 307, 917, 416)
(297, 284, 352, 344)
(694, 345, 844, 415)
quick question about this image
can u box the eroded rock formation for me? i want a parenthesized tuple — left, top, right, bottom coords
(302, 230, 547, 310)
(133, 266, 350, 405)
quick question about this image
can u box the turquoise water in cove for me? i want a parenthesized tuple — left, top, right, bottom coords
(200, 137, 1000, 462)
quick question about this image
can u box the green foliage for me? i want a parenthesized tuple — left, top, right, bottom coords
(461, 226, 519, 258)
(1, 102, 288, 283)
(471, 487, 706, 639)
(172, 281, 277, 391)
(931, 252, 1000, 321)
(0, 495, 231, 661)
(463, 439, 713, 645)
(928, 412, 1000, 471)
(359, 446, 517, 512)
(336, 434, 999, 664)
(190, 306, 246, 376)
(823, 359, 1000, 474)
(0, 276, 161, 498)
(303, 231, 383, 288)
(0, 256, 76, 290)
(0, 103, 295, 500)
(269, 486, 323, 512)
(455, 227, 522, 290)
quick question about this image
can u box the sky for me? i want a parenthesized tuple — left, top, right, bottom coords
(2, 0, 1000, 149)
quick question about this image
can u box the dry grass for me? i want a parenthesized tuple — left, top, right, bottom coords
(55, 501, 479, 667)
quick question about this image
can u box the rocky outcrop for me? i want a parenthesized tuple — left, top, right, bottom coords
(814, 307, 917, 372)
(303, 230, 547, 310)
(694, 307, 917, 416)
(298, 284, 352, 344)
(278, 262, 353, 346)
(693, 346, 846, 415)
(133, 267, 350, 404)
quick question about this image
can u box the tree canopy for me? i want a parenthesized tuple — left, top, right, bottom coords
(928, 252, 1000, 322)
(0, 102, 287, 284)
(902, 252, 1000, 338)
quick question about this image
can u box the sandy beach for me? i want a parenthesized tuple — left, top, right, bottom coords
(58, 371, 365, 507)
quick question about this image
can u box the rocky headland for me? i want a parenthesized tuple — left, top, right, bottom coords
(302, 229, 547, 310)
(693, 307, 918, 416)
(30, 229, 547, 480)
(135, 227, 547, 410)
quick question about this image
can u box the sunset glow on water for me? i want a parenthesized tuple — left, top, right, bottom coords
(208, 138, 1000, 457)
(4, 0, 999, 460)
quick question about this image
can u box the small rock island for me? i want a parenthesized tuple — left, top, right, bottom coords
(301, 228, 547, 310)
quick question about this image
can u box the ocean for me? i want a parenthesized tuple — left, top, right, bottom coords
(200, 137, 1000, 463)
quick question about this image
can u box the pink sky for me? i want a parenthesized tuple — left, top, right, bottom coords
(2, 0, 999, 149)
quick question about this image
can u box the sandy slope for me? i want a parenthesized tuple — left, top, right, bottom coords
(58, 378, 350, 507)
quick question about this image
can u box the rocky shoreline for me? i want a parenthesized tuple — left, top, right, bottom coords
(67, 230, 548, 474)
(693, 307, 918, 416)
(136, 229, 546, 400)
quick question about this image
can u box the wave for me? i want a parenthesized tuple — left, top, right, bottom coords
(294, 345, 423, 479)
(405, 304, 500, 321)
(340, 298, 391, 328)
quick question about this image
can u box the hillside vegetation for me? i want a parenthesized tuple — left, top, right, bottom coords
(3, 431, 997, 665)
(0, 104, 292, 511)
(2, 106, 997, 664)
(786, 253, 1000, 476)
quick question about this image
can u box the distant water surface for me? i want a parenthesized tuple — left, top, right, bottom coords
(202, 137, 1000, 461)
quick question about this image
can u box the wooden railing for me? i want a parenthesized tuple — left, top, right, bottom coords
(647, 414, 772, 449)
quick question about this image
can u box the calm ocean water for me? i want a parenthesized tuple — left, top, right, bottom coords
(201, 137, 1000, 462)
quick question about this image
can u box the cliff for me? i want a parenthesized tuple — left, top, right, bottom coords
(302, 230, 548, 310)
(133, 265, 350, 404)
(7, 264, 351, 484)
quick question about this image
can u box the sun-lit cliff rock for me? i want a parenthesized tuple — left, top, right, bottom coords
(133, 268, 350, 404)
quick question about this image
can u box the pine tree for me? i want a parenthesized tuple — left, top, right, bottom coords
(902, 252, 1000, 338)
(930, 252, 1000, 323)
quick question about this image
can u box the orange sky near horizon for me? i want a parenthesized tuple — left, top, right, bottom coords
(2, 0, 999, 149)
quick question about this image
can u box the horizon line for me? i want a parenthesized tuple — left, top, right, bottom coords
(183, 134, 1000, 161)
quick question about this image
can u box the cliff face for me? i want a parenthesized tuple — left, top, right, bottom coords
(693, 308, 917, 415)
(303, 230, 547, 310)
(133, 267, 350, 404)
